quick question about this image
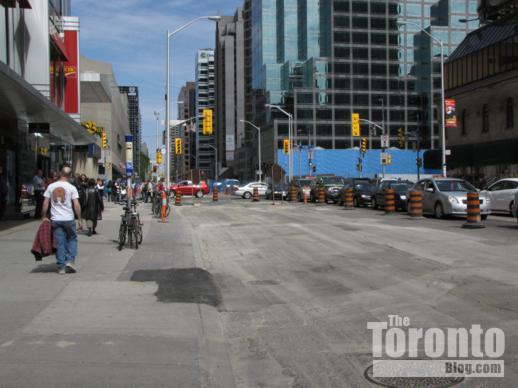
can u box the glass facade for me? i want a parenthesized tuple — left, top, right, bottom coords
(287, 0, 478, 152)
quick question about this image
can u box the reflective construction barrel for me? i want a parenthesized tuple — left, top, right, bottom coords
(175, 191, 182, 206)
(462, 191, 486, 229)
(343, 187, 354, 210)
(290, 185, 298, 202)
(213, 186, 219, 202)
(318, 186, 326, 204)
(408, 190, 423, 218)
(252, 186, 260, 202)
(384, 188, 396, 214)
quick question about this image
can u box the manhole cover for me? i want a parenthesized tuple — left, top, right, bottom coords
(364, 364, 464, 388)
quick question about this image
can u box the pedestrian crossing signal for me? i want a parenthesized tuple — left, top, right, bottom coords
(283, 138, 290, 154)
(361, 137, 367, 154)
(203, 109, 213, 135)
(397, 128, 405, 148)
(175, 138, 182, 155)
(156, 150, 162, 164)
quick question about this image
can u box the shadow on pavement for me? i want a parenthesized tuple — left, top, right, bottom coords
(31, 263, 58, 273)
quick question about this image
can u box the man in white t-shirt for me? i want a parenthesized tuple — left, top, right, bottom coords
(41, 166, 82, 274)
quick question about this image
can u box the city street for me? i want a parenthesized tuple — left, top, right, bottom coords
(0, 198, 517, 387)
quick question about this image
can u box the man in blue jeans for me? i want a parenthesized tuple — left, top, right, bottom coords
(41, 166, 82, 274)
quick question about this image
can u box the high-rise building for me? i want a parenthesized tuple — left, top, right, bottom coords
(119, 86, 141, 176)
(195, 49, 216, 179)
(177, 81, 196, 177)
(0, 1, 91, 218)
(215, 10, 245, 177)
(236, 0, 477, 178)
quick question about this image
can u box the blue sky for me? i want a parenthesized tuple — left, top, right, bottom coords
(74, 0, 241, 153)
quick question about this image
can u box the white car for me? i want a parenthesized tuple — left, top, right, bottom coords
(234, 182, 268, 199)
(513, 191, 518, 218)
(486, 178, 518, 215)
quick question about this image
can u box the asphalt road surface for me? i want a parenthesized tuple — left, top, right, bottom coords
(0, 198, 517, 387)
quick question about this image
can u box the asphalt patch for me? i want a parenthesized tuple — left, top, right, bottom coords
(131, 268, 222, 307)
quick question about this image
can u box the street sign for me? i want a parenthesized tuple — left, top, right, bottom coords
(381, 135, 390, 148)
(380, 153, 392, 165)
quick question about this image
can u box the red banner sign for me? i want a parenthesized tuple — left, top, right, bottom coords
(445, 99, 457, 128)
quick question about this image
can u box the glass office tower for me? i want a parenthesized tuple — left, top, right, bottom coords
(289, 0, 478, 152)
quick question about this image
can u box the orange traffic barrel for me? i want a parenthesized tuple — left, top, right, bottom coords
(175, 191, 182, 206)
(462, 191, 486, 229)
(384, 188, 396, 214)
(408, 190, 423, 218)
(290, 185, 298, 202)
(252, 186, 260, 202)
(343, 187, 354, 210)
(213, 186, 219, 202)
(318, 186, 326, 204)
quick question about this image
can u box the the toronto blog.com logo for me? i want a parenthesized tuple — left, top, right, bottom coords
(367, 315, 505, 378)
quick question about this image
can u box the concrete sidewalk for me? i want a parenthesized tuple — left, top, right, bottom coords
(0, 201, 233, 388)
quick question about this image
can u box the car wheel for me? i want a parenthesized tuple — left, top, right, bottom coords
(243, 191, 252, 199)
(434, 202, 444, 219)
(510, 201, 515, 216)
(195, 190, 203, 198)
(481, 215, 488, 221)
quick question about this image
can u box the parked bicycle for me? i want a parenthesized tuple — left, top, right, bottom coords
(152, 192, 170, 218)
(118, 199, 143, 251)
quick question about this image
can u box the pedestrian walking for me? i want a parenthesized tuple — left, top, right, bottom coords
(0, 164, 7, 220)
(96, 179, 105, 200)
(33, 169, 45, 219)
(105, 180, 113, 202)
(41, 166, 82, 274)
(83, 178, 104, 236)
(76, 174, 88, 229)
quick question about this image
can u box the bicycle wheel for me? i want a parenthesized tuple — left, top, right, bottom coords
(137, 225, 143, 244)
(165, 204, 171, 217)
(127, 226, 133, 248)
(118, 223, 126, 251)
(133, 229, 139, 249)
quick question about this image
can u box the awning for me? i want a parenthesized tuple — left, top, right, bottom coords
(0, 0, 31, 8)
(50, 33, 70, 62)
(0, 61, 94, 145)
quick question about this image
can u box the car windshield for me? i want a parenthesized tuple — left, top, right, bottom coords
(435, 180, 476, 192)
(392, 183, 413, 192)
(356, 183, 375, 191)
(321, 177, 344, 185)
(298, 179, 313, 186)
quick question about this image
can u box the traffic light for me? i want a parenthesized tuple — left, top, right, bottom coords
(156, 150, 162, 164)
(152, 165, 157, 173)
(175, 138, 182, 155)
(101, 131, 107, 149)
(386, 154, 392, 165)
(203, 109, 213, 135)
(283, 138, 290, 154)
(361, 137, 368, 154)
(351, 113, 360, 137)
(397, 128, 405, 148)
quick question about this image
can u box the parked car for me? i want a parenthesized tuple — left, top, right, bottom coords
(170, 180, 210, 198)
(336, 178, 372, 205)
(514, 191, 518, 218)
(289, 177, 316, 201)
(486, 178, 518, 215)
(265, 182, 289, 200)
(414, 178, 491, 219)
(347, 181, 377, 207)
(234, 182, 268, 199)
(310, 175, 346, 203)
(373, 180, 414, 211)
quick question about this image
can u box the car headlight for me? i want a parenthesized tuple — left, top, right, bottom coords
(361, 194, 368, 198)
(448, 195, 459, 204)
(400, 195, 407, 200)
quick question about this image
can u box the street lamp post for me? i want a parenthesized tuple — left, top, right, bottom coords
(153, 110, 161, 183)
(240, 120, 262, 182)
(399, 21, 447, 177)
(165, 16, 220, 189)
(206, 144, 218, 180)
(265, 104, 293, 181)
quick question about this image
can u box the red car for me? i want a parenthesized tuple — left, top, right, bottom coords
(170, 180, 209, 198)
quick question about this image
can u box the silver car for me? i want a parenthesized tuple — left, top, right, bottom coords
(414, 178, 492, 219)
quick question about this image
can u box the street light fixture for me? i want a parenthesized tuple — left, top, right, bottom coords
(165, 16, 221, 189)
(398, 20, 447, 177)
(265, 104, 293, 181)
(240, 120, 262, 182)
